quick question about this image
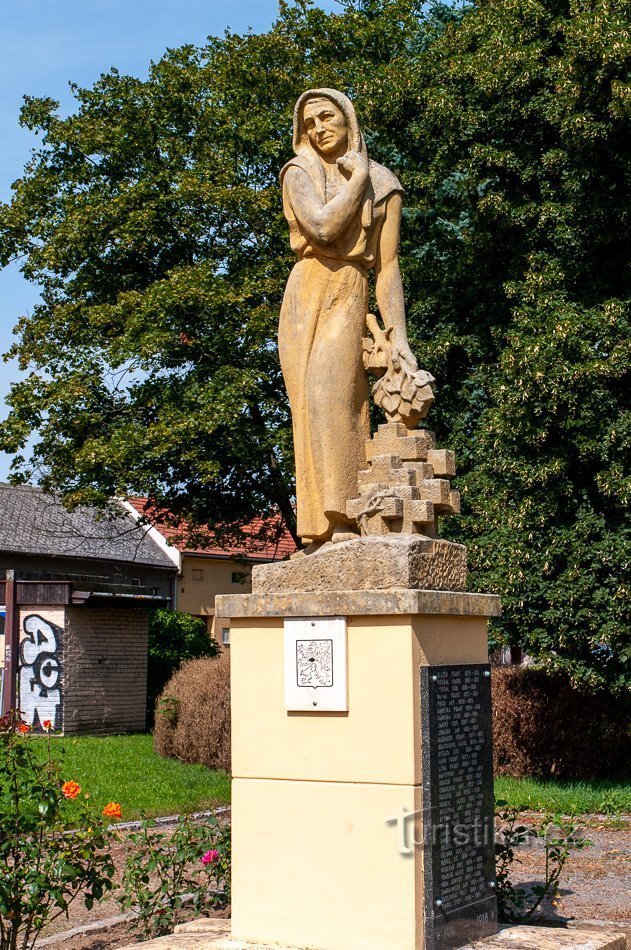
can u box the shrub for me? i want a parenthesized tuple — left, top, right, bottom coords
(494, 800, 590, 923)
(119, 812, 230, 938)
(154, 654, 230, 772)
(0, 715, 116, 950)
(147, 609, 220, 727)
(492, 667, 631, 780)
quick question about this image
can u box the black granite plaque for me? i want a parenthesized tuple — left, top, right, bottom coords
(420, 664, 497, 949)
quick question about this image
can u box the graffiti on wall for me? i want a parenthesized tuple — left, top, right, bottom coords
(19, 613, 63, 731)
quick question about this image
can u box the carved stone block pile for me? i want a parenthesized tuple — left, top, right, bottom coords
(346, 422, 460, 538)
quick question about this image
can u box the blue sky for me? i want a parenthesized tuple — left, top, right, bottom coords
(0, 0, 338, 480)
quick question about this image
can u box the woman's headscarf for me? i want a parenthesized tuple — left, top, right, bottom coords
(292, 88, 366, 158)
(282, 88, 374, 231)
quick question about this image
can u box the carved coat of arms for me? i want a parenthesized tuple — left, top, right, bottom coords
(296, 639, 333, 688)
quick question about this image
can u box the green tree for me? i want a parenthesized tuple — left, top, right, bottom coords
(0, 0, 440, 549)
(394, 0, 631, 692)
(147, 609, 219, 725)
(1, 0, 629, 689)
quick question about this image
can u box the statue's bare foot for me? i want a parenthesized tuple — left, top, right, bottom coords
(296, 539, 329, 557)
(330, 527, 359, 544)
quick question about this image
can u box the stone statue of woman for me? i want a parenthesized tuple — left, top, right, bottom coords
(279, 88, 424, 553)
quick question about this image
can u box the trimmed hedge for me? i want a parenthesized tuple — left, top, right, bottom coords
(154, 654, 230, 772)
(492, 667, 631, 781)
(154, 657, 630, 782)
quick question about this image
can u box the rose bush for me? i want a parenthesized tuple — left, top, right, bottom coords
(0, 714, 116, 950)
(119, 812, 230, 938)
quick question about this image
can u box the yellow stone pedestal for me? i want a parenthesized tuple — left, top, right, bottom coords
(216, 590, 501, 950)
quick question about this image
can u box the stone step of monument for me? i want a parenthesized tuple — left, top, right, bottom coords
(399, 497, 435, 529)
(365, 427, 436, 463)
(463, 924, 627, 949)
(374, 420, 409, 439)
(402, 460, 435, 483)
(251, 535, 467, 593)
(416, 480, 461, 515)
(358, 453, 402, 482)
(357, 482, 385, 498)
(447, 488, 461, 514)
(418, 477, 452, 505)
(348, 488, 424, 523)
(365, 494, 403, 520)
(427, 447, 456, 477)
(118, 918, 230, 949)
(119, 920, 627, 950)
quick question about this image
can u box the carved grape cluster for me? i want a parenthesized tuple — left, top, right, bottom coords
(362, 313, 435, 428)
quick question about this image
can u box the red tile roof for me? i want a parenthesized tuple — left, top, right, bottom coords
(127, 498, 297, 562)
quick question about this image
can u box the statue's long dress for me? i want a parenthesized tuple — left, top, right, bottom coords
(279, 156, 401, 542)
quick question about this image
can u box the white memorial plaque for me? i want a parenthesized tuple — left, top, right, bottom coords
(284, 617, 348, 712)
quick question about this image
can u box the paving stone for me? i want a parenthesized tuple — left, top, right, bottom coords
(464, 924, 627, 949)
(120, 922, 627, 950)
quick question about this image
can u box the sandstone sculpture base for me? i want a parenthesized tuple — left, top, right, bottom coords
(252, 534, 467, 593)
(119, 918, 627, 950)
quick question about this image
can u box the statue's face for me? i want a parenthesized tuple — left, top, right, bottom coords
(302, 98, 348, 159)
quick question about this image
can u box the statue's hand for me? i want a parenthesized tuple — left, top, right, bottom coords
(337, 150, 369, 183)
(391, 335, 418, 374)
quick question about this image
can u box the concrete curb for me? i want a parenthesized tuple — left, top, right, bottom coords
(115, 806, 230, 832)
(36, 913, 135, 947)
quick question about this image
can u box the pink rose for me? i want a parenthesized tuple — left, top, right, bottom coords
(201, 849, 219, 866)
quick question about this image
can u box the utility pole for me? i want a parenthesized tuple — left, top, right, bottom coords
(2, 570, 19, 716)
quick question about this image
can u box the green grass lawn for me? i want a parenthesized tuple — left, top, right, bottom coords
(34, 734, 230, 820)
(495, 775, 631, 816)
(32, 734, 629, 820)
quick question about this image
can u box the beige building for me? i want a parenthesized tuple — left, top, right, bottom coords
(177, 552, 261, 645)
(126, 500, 296, 646)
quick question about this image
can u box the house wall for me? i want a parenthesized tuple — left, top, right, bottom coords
(17, 607, 65, 731)
(177, 555, 253, 644)
(62, 606, 148, 735)
(14, 603, 149, 735)
(0, 553, 173, 598)
(0, 608, 5, 670)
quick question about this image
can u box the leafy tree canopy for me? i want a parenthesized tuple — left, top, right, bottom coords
(147, 608, 219, 725)
(1, 0, 629, 689)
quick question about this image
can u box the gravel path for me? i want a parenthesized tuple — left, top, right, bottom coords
(507, 818, 631, 925)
